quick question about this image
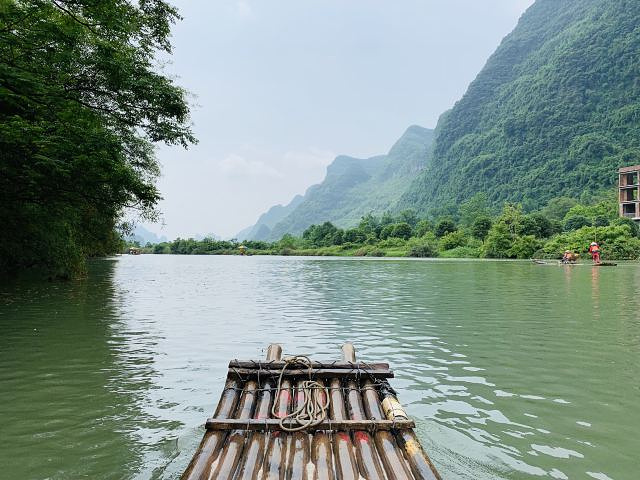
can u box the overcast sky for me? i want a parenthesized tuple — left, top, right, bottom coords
(148, 0, 534, 239)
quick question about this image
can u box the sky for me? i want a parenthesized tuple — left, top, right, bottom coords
(146, 0, 534, 239)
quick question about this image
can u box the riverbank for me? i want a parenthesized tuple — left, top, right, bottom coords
(126, 198, 640, 261)
(127, 237, 636, 261)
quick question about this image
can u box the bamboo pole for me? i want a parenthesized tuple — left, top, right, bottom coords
(377, 383, 441, 480)
(360, 383, 412, 480)
(180, 378, 242, 480)
(229, 360, 390, 370)
(227, 367, 393, 379)
(395, 431, 441, 480)
(205, 419, 415, 431)
(341, 343, 356, 363)
(212, 345, 282, 480)
(233, 431, 266, 480)
(261, 377, 292, 480)
(209, 380, 259, 480)
(286, 379, 311, 480)
(309, 379, 334, 480)
(329, 377, 359, 480)
(311, 431, 335, 480)
(266, 344, 283, 361)
(233, 380, 279, 480)
(261, 431, 288, 480)
(341, 343, 386, 480)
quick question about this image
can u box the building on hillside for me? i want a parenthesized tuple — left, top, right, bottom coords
(619, 165, 640, 220)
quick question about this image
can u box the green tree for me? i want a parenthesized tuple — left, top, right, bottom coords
(481, 204, 523, 258)
(391, 222, 413, 240)
(459, 193, 490, 227)
(471, 216, 492, 241)
(302, 222, 343, 247)
(343, 228, 367, 244)
(358, 214, 381, 238)
(564, 215, 592, 231)
(612, 217, 639, 237)
(0, 1, 195, 276)
(380, 211, 394, 226)
(397, 210, 419, 227)
(153, 243, 169, 254)
(519, 213, 554, 238)
(277, 234, 298, 250)
(379, 224, 395, 240)
(507, 235, 542, 259)
(435, 217, 457, 237)
(483, 223, 514, 258)
(565, 199, 617, 223)
(407, 243, 438, 258)
(497, 204, 523, 234)
(439, 231, 468, 251)
(541, 197, 578, 221)
(414, 219, 433, 237)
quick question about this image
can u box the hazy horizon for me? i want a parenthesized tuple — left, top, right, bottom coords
(142, 0, 534, 239)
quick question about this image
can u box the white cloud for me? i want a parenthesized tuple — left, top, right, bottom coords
(218, 154, 283, 179)
(237, 0, 252, 18)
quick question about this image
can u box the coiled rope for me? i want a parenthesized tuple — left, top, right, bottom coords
(271, 355, 330, 432)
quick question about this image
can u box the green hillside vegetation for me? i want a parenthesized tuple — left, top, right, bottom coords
(400, 0, 640, 216)
(0, 1, 193, 277)
(141, 195, 640, 261)
(242, 126, 434, 241)
(236, 195, 304, 241)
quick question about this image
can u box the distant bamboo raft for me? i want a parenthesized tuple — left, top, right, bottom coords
(181, 343, 441, 480)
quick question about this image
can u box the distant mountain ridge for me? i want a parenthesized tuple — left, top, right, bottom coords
(236, 195, 303, 241)
(238, 125, 434, 240)
(127, 225, 167, 245)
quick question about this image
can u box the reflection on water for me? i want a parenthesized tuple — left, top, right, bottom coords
(1, 256, 638, 480)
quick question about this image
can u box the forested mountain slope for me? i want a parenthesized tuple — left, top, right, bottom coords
(400, 0, 640, 214)
(240, 126, 434, 240)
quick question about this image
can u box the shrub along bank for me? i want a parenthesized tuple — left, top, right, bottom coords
(131, 195, 640, 261)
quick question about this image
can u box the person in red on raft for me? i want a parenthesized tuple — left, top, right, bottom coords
(588, 241, 601, 264)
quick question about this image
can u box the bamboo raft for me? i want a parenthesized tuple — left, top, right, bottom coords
(181, 343, 441, 480)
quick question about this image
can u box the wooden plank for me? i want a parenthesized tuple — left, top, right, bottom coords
(227, 367, 393, 379)
(228, 360, 390, 370)
(205, 418, 415, 431)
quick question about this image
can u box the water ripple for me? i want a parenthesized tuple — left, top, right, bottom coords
(1, 256, 638, 479)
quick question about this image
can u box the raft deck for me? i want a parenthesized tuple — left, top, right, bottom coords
(181, 343, 441, 480)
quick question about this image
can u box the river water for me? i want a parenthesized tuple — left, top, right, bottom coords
(1, 256, 638, 480)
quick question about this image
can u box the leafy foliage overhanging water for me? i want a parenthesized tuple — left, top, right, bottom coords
(0, 0, 194, 277)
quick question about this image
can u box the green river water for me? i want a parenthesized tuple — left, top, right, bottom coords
(1, 256, 638, 480)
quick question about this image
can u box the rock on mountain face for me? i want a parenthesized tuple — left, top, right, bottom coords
(400, 0, 640, 214)
(239, 125, 434, 240)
